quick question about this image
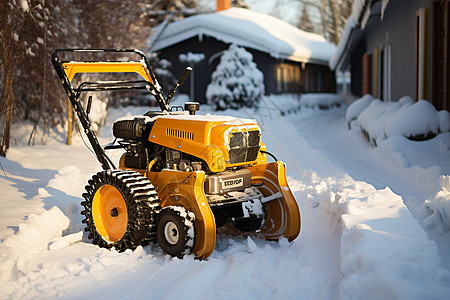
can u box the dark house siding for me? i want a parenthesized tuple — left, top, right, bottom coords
(340, 0, 434, 102)
(363, 0, 431, 101)
(154, 35, 335, 104)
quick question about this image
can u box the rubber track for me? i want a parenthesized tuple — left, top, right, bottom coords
(81, 169, 161, 251)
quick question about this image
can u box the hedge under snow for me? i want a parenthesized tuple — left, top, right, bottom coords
(347, 95, 450, 145)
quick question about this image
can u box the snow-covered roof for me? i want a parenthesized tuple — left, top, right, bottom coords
(330, 0, 390, 70)
(151, 8, 336, 65)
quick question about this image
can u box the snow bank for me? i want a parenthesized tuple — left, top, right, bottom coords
(341, 187, 450, 299)
(350, 95, 449, 145)
(300, 93, 344, 110)
(423, 175, 450, 232)
(0, 207, 69, 282)
(260, 94, 301, 115)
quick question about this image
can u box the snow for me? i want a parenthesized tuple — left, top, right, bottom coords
(151, 8, 336, 64)
(352, 0, 369, 24)
(1, 94, 450, 299)
(330, 0, 369, 70)
(345, 94, 374, 125)
(179, 52, 205, 64)
(329, 15, 358, 70)
(351, 95, 449, 145)
(20, 0, 29, 12)
(156, 113, 256, 124)
(424, 175, 450, 232)
(300, 93, 344, 109)
(385, 100, 440, 137)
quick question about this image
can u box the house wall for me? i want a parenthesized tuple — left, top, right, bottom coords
(156, 35, 336, 104)
(350, 37, 366, 97)
(156, 36, 226, 104)
(343, 0, 433, 101)
(157, 36, 282, 104)
(303, 64, 336, 93)
(355, 0, 432, 101)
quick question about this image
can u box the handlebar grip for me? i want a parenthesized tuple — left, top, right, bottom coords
(178, 67, 192, 85)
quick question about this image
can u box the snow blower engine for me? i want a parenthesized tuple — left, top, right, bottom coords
(52, 49, 301, 259)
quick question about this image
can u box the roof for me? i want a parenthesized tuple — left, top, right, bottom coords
(151, 8, 336, 65)
(329, 0, 390, 70)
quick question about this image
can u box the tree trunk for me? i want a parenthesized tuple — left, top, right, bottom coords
(321, 0, 327, 38)
(327, 0, 340, 45)
(0, 40, 15, 157)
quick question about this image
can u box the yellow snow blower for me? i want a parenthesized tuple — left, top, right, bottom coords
(52, 49, 300, 259)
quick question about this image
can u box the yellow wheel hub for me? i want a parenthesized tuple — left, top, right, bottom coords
(92, 184, 128, 242)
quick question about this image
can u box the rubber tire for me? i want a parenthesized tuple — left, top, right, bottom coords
(156, 207, 195, 258)
(81, 169, 160, 251)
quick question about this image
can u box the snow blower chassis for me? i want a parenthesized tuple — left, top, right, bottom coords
(52, 49, 301, 260)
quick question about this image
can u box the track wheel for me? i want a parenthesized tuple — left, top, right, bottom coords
(81, 170, 161, 251)
(156, 206, 195, 258)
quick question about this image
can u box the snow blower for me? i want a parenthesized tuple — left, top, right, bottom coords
(52, 49, 301, 259)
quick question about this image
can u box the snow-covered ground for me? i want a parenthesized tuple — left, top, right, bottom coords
(1, 94, 449, 299)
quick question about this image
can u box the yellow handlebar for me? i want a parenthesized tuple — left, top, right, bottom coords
(62, 61, 154, 83)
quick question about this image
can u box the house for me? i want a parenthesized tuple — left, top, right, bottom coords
(330, 0, 450, 112)
(150, 1, 336, 104)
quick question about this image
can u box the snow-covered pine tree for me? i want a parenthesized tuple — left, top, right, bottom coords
(206, 44, 264, 111)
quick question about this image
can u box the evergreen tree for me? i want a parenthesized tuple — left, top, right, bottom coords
(206, 44, 265, 111)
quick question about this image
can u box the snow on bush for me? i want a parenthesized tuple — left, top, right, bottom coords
(439, 110, 450, 133)
(357, 99, 391, 143)
(345, 94, 374, 127)
(299, 93, 344, 110)
(367, 97, 414, 145)
(385, 100, 440, 139)
(179, 52, 205, 64)
(350, 95, 450, 144)
(206, 44, 265, 110)
(89, 95, 108, 132)
(147, 51, 177, 94)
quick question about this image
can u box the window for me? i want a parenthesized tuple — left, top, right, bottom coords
(275, 63, 301, 93)
(276, 67, 282, 92)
